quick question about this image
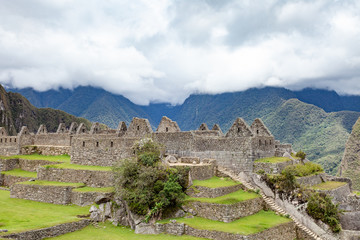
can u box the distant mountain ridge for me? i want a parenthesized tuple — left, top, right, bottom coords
(9, 86, 360, 175)
(0, 85, 91, 135)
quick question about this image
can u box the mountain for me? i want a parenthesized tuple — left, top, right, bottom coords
(339, 117, 360, 190)
(9, 86, 360, 175)
(0, 85, 91, 134)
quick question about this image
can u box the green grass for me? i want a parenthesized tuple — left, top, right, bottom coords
(311, 181, 347, 190)
(0, 154, 70, 163)
(158, 210, 291, 235)
(186, 189, 259, 205)
(43, 163, 111, 172)
(0, 190, 88, 235)
(192, 176, 240, 188)
(1, 169, 37, 178)
(255, 157, 292, 163)
(354, 191, 360, 196)
(17, 180, 85, 188)
(46, 222, 208, 240)
(73, 187, 114, 193)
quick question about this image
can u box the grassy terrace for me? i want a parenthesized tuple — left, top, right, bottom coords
(0, 190, 88, 235)
(43, 163, 112, 172)
(311, 181, 347, 190)
(0, 154, 71, 163)
(17, 180, 85, 188)
(254, 157, 291, 163)
(192, 176, 240, 188)
(1, 169, 37, 178)
(48, 222, 209, 240)
(186, 189, 259, 205)
(73, 187, 114, 193)
(158, 210, 291, 235)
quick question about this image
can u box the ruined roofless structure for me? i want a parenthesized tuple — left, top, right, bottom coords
(0, 117, 291, 173)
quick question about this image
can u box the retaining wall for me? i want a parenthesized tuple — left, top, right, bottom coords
(185, 197, 264, 222)
(253, 160, 294, 174)
(21, 145, 70, 156)
(2, 219, 90, 240)
(186, 184, 244, 198)
(0, 159, 19, 171)
(18, 159, 57, 172)
(0, 174, 33, 187)
(37, 167, 113, 187)
(10, 184, 77, 205)
(316, 183, 351, 203)
(155, 221, 297, 240)
(296, 174, 325, 187)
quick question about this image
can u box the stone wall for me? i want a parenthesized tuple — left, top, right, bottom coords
(0, 159, 18, 171)
(2, 219, 90, 240)
(340, 212, 360, 231)
(18, 159, 57, 172)
(0, 174, 32, 187)
(21, 145, 70, 156)
(10, 183, 77, 205)
(37, 167, 113, 187)
(296, 174, 325, 187)
(71, 190, 114, 206)
(253, 160, 294, 174)
(33, 133, 71, 146)
(186, 184, 244, 198)
(156, 221, 297, 240)
(316, 182, 351, 203)
(185, 197, 264, 222)
(340, 195, 360, 212)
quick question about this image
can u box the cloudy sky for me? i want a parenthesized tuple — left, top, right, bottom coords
(0, 0, 360, 105)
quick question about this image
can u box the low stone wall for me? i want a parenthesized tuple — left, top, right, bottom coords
(340, 230, 360, 240)
(316, 182, 351, 203)
(156, 221, 297, 240)
(325, 176, 353, 191)
(21, 145, 71, 156)
(0, 159, 19, 171)
(2, 219, 90, 240)
(188, 164, 215, 180)
(185, 197, 264, 222)
(0, 174, 33, 187)
(186, 184, 244, 198)
(253, 160, 294, 174)
(71, 191, 114, 206)
(18, 159, 57, 172)
(340, 195, 360, 212)
(10, 183, 77, 205)
(37, 167, 113, 187)
(0, 146, 20, 157)
(296, 174, 325, 187)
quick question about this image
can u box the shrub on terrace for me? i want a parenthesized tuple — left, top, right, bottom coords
(282, 162, 323, 177)
(113, 138, 188, 222)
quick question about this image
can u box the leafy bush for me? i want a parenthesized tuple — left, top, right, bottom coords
(306, 192, 341, 233)
(295, 150, 306, 160)
(113, 138, 188, 221)
(282, 162, 323, 177)
(263, 171, 298, 197)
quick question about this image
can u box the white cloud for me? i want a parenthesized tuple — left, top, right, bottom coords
(0, 0, 360, 104)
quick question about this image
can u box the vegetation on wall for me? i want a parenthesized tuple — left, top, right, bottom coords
(113, 138, 189, 222)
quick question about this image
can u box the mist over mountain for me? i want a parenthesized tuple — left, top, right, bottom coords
(10, 86, 360, 175)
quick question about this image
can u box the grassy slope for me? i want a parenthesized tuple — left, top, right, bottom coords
(186, 189, 259, 204)
(73, 187, 114, 193)
(255, 157, 292, 163)
(47, 222, 208, 240)
(43, 163, 111, 171)
(311, 181, 347, 190)
(158, 211, 291, 235)
(192, 176, 240, 188)
(18, 180, 85, 187)
(0, 154, 70, 163)
(1, 169, 37, 178)
(0, 190, 88, 235)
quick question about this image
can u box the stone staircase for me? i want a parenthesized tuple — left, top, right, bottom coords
(218, 166, 323, 240)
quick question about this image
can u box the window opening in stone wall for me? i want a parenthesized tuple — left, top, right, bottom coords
(259, 140, 261, 146)
(265, 140, 267, 146)
(237, 127, 241, 133)
(9, 138, 11, 142)
(82, 129, 85, 133)
(0, 139, 2, 143)
(96, 142, 99, 147)
(166, 127, 169, 132)
(257, 130, 259, 134)
(83, 141, 85, 147)
(270, 140, 272, 145)
(5, 138, 6, 143)
(14, 138, 16, 143)
(111, 141, 113, 147)
(137, 126, 140, 130)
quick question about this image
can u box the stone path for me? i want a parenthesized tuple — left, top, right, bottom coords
(218, 167, 323, 240)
